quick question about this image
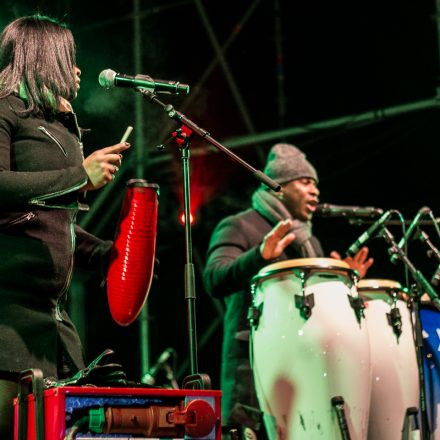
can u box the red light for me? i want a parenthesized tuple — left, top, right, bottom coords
(179, 212, 194, 225)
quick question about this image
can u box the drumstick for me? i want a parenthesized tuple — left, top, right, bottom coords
(120, 126, 133, 143)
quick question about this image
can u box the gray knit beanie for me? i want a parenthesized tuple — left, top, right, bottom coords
(263, 143, 318, 184)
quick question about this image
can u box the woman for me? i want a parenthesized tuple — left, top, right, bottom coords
(0, 14, 129, 437)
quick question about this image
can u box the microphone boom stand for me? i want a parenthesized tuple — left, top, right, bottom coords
(382, 226, 440, 439)
(137, 88, 280, 389)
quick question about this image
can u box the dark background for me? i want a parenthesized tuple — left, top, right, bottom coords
(2, 0, 439, 387)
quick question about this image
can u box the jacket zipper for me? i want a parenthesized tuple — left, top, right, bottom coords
(29, 178, 88, 206)
(37, 126, 68, 156)
(71, 113, 82, 141)
(72, 113, 85, 159)
(55, 219, 76, 322)
(3, 212, 35, 228)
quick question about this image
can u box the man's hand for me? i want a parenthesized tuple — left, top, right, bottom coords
(81, 142, 130, 191)
(330, 247, 373, 279)
(260, 219, 296, 260)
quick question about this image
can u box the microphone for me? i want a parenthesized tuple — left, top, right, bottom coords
(142, 348, 175, 386)
(347, 210, 393, 257)
(316, 203, 383, 218)
(390, 206, 431, 264)
(432, 265, 440, 287)
(99, 69, 190, 95)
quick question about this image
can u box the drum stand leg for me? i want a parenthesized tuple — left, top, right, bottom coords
(412, 297, 431, 439)
(331, 396, 352, 440)
(401, 407, 421, 440)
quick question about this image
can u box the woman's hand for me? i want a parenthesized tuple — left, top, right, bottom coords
(81, 142, 130, 191)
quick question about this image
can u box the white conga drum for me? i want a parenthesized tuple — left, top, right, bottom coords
(358, 279, 419, 440)
(250, 258, 371, 440)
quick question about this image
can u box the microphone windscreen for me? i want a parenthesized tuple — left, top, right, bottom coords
(98, 69, 116, 88)
(107, 179, 159, 326)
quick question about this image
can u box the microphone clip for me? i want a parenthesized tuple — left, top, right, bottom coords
(155, 126, 194, 152)
(173, 125, 194, 148)
(348, 218, 369, 226)
(155, 134, 175, 151)
(388, 243, 402, 264)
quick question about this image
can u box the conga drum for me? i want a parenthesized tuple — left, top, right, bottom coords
(358, 279, 419, 440)
(250, 258, 371, 440)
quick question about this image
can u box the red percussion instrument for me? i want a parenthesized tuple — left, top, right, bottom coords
(107, 179, 159, 326)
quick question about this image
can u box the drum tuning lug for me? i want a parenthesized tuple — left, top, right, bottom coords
(387, 307, 403, 337)
(247, 306, 261, 329)
(402, 407, 420, 437)
(348, 295, 366, 323)
(295, 294, 315, 319)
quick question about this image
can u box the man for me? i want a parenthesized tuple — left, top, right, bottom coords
(203, 143, 373, 436)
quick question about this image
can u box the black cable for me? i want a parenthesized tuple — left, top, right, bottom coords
(64, 416, 89, 440)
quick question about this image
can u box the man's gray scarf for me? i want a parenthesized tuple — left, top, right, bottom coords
(251, 188, 323, 258)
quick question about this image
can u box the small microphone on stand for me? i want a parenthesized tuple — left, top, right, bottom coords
(346, 210, 393, 257)
(142, 348, 176, 386)
(432, 265, 440, 287)
(390, 207, 431, 264)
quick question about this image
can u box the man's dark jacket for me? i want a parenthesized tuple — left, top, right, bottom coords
(0, 95, 111, 377)
(204, 208, 323, 425)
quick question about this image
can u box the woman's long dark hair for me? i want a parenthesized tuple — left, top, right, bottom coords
(0, 15, 77, 116)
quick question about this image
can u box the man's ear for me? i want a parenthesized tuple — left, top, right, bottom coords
(275, 189, 284, 200)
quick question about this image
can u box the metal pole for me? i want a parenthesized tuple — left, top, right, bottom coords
(221, 98, 440, 149)
(181, 144, 198, 375)
(192, 0, 266, 163)
(133, 0, 150, 380)
(192, 0, 256, 135)
(69, 278, 87, 343)
(274, 0, 286, 129)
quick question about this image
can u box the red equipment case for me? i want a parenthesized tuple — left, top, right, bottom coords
(14, 386, 221, 440)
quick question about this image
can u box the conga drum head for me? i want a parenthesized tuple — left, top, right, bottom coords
(256, 257, 351, 276)
(252, 258, 354, 292)
(358, 278, 406, 303)
(358, 278, 402, 290)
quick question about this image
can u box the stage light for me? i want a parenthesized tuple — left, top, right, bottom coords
(179, 211, 194, 226)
